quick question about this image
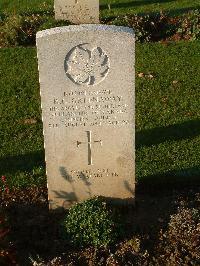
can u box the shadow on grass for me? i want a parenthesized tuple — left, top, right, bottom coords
(163, 6, 200, 16)
(136, 119, 200, 193)
(101, 4, 200, 18)
(100, 0, 176, 10)
(137, 167, 200, 195)
(136, 119, 200, 148)
(0, 150, 45, 175)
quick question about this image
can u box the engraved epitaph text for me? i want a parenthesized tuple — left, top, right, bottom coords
(54, 0, 99, 24)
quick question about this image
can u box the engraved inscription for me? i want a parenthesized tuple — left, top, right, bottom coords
(58, 4, 98, 23)
(64, 44, 110, 86)
(70, 169, 119, 179)
(77, 131, 102, 165)
(48, 89, 130, 129)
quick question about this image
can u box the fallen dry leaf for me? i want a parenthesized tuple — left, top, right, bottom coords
(138, 72, 145, 78)
(23, 118, 37, 125)
(147, 74, 154, 79)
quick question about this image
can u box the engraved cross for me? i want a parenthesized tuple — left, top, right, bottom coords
(77, 131, 102, 165)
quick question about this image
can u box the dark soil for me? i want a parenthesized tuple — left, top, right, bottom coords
(1, 184, 199, 265)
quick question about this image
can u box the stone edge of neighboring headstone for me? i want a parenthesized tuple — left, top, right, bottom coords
(36, 24, 135, 39)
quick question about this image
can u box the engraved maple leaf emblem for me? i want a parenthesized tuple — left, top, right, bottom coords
(65, 44, 110, 85)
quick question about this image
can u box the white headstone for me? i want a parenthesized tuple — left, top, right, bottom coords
(36, 25, 135, 209)
(54, 0, 99, 24)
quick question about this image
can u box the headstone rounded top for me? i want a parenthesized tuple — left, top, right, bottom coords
(36, 24, 135, 39)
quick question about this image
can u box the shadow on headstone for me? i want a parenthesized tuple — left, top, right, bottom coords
(52, 166, 93, 208)
(52, 166, 135, 207)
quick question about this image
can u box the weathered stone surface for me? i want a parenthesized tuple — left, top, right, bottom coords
(54, 0, 99, 24)
(36, 25, 135, 209)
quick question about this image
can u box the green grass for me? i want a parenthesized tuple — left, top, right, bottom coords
(1, 0, 199, 17)
(101, 0, 200, 17)
(0, 41, 200, 189)
(136, 41, 200, 188)
(0, 0, 53, 15)
(0, 48, 45, 188)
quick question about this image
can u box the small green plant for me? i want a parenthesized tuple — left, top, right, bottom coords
(61, 197, 121, 248)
